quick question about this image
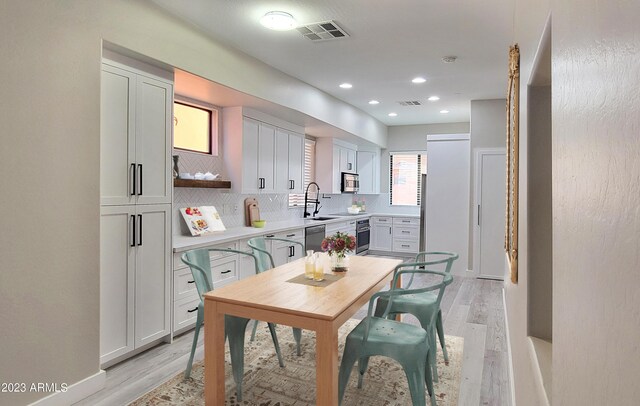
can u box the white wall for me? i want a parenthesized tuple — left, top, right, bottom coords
(552, 0, 640, 403)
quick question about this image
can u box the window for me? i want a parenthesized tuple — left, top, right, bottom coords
(389, 152, 426, 206)
(173, 99, 218, 155)
(289, 139, 316, 207)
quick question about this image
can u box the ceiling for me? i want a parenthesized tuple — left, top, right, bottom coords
(150, 0, 515, 126)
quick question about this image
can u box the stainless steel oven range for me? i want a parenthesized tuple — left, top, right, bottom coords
(356, 218, 370, 254)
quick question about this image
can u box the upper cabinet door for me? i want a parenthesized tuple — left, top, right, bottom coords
(346, 148, 357, 173)
(258, 123, 276, 193)
(242, 117, 260, 194)
(135, 75, 172, 205)
(288, 133, 304, 194)
(101, 65, 136, 206)
(357, 150, 380, 194)
(274, 128, 290, 194)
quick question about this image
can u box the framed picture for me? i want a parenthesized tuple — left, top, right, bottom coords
(505, 44, 520, 283)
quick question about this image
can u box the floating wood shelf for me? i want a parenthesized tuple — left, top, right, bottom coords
(173, 179, 231, 189)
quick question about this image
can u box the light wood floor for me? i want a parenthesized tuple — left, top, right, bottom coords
(76, 272, 511, 406)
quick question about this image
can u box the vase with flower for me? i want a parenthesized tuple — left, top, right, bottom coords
(320, 231, 356, 272)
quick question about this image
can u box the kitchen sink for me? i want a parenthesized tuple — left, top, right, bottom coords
(307, 217, 337, 221)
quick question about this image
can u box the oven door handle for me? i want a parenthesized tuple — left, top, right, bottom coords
(358, 227, 371, 232)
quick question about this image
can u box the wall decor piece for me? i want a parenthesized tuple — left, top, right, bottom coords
(505, 44, 520, 283)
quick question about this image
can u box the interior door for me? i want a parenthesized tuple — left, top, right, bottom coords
(474, 149, 506, 279)
(425, 135, 470, 274)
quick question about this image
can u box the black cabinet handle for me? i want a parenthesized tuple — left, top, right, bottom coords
(187, 280, 195, 284)
(137, 164, 143, 195)
(221, 270, 232, 274)
(130, 215, 136, 247)
(478, 205, 481, 226)
(286, 233, 295, 237)
(266, 234, 275, 238)
(402, 244, 410, 248)
(131, 164, 136, 196)
(402, 231, 410, 234)
(402, 220, 410, 223)
(389, 228, 392, 234)
(137, 214, 142, 246)
(291, 180, 295, 189)
(187, 307, 198, 313)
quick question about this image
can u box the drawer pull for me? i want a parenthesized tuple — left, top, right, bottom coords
(187, 307, 198, 313)
(286, 233, 295, 237)
(187, 280, 195, 284)
(221, 270, 232, 274)
(402, 220, 410, 223)
(402, 244, 410, 248)
(266, 234, 275, 238)
(401, 230, 410, 233)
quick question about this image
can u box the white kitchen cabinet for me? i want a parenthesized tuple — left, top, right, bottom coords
(272, 229, 305, 266)
(275, 129, 304, 194)
(370, 222, 393, 251)
(239, 118, 276, 194)
(316, 138, 358, 194)
(357, 150, 380, 194)
(100, 63, 172, 206)
(100, 204, 171, 365)
(223, 107, 305, 195)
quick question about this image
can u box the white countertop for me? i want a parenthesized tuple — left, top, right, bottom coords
(172, 212, 419, 252)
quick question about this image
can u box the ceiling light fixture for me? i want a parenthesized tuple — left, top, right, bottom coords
(440, 110, 450, 114)
(260, 11, 297, 31)
(388, 112, 398, 117)
(368, 100, 380, 105)
(412, 77, 427, 84)
(339, 83, 353, 89)
(428, 96, 440, 101)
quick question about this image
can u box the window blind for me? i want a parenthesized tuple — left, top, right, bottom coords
(289, 139, 316, 207)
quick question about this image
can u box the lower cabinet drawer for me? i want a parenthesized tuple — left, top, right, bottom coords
(393, 217, 420, 226)
(210, 256, 238, 285)
(174, 267, 197, 301)
(173, 295, 200, 332)
(393, 239, 419, 253)
(393, 226, 420, 240)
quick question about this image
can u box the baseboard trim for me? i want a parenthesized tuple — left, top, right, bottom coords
(28, 370, 106, 406)
(502, 288, 517, 406)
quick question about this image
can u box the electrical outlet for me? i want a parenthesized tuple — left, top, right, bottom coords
(233, 204, 238, 213)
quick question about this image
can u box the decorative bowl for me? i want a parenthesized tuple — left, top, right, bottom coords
(252, 220, 266, 228)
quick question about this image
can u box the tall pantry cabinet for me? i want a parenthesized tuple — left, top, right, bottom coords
(100, 58, 172, 366)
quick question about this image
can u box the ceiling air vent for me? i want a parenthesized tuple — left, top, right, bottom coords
(296, 20, 349, 41)
(398, 101, 422, 106)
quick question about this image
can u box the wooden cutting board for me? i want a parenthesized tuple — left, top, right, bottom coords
(244, 197, 260, 226)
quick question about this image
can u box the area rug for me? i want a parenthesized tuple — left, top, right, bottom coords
(130, 319, 463, 405)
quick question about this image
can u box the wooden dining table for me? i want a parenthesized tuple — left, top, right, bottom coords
(203, 255, 403, 405)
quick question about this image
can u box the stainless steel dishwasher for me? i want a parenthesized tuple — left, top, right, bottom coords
(305, 224, 326, 253)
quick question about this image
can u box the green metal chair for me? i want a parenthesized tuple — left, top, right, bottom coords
(180, 248, 286, 401)
(374, 252, 458, 382)
(339, 265, 453, 406)
(246, 236, 303, 355)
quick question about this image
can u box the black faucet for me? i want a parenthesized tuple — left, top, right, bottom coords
(303, 182, 321, 218)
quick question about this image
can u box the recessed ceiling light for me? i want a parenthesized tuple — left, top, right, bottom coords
(388, 112, 398, 117)
(339, 83, 353, 89)
(428, 96, 440, 101)
(440, 110, 450, 114)
(368, 100, 380, 105)
(412, 77, 427, 84)
(260, 11, 297, 31)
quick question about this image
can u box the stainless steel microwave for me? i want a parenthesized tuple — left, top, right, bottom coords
(341, 172, 359, 193)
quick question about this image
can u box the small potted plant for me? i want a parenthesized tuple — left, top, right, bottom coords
(321, 231, 356, 272)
